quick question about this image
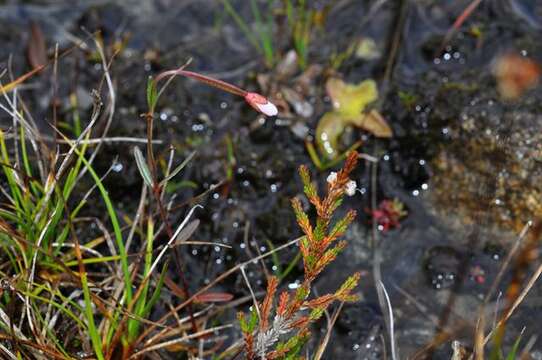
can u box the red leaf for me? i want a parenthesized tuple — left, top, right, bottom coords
(195, 292, 234, 303)
(27, 22, 47, 70)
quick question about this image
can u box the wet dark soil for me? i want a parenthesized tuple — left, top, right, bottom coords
(1, 0, 542, 359)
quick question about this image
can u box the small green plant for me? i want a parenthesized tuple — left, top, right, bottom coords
(238, 151, 361, 359)
(284, 0, 314, 69)
(221, 0, 320, 69)
(0, 42, 202, 359)
(222, 0, 276, 67)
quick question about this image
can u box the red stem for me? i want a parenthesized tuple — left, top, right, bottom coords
(155, 68, 247, 97)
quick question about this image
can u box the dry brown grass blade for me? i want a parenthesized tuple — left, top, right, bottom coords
(0, 65, 45, 94)
(136, 236, 302, 346)
(313, 302, 344, 360)
(483, 261, 542, 346)
(0, 333, 67, 359)
(130, 324, 233, 358)
(472, 221, 531, 359)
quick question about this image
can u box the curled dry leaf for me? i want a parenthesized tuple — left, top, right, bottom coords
(355, 37, 381, 60)
(282, 87, 314, 117)
(275, 49, 299, 81)
(493, 53, 540, 100)
(353, 109, 393, 138)
(316, 77, 392, 159)
(174, 219, 200, 245)
(27, 21, 47, 70)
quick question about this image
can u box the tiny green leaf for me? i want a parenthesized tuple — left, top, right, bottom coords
(309, 307, 325, 320)
(248, 306, 259, 332)
(159, 151, 196, 187)
(146, 76, 158, 111)
(133, 146, 153, 187)
(238, 312, 249, 333)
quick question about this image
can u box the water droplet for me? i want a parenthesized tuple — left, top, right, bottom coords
(112, 162, 123, 172)
(191, 123, 205, 132)
(288, 282, 300, 289)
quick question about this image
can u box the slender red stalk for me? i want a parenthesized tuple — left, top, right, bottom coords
(154, 66, 278, 116)
(155, 68, 247, 97)
(439, 0, 482, 53)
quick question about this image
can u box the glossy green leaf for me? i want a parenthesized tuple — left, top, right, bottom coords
(315, 78, 392, 160)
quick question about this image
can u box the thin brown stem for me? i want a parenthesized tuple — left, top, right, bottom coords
(155, 69, 247, 97)
(144, 109, 199, 335)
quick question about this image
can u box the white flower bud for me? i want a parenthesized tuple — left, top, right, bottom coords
(326, 172, 337, 184)
(245, 92, 278, 116)
(255, 101, 278, 116)
(345, 180, 357, 196)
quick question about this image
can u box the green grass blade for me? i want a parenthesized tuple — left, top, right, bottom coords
(79, 259, 105, 360)
(222, 0, 263, 53)
(505, 330, 524, 360)
(127, 217, 154, 340)
(69, 143, 133, 303)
